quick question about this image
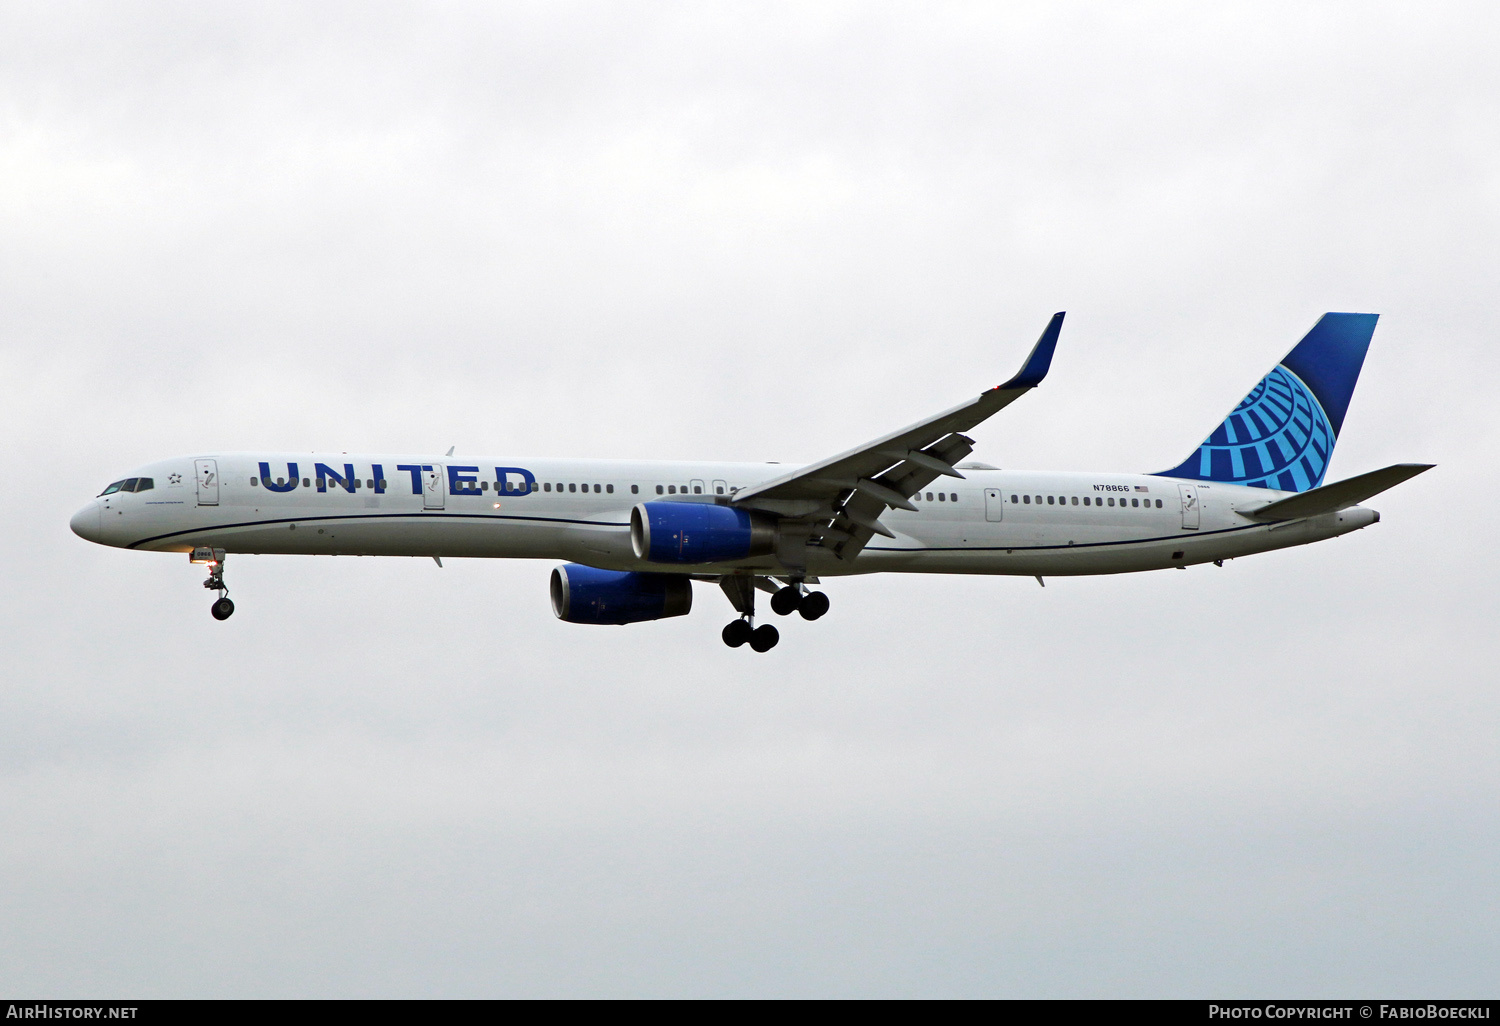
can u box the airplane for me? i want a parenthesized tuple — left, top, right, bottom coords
(70, 312, 1431, 652)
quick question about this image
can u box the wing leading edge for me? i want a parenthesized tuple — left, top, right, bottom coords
(733, 312, 1064, 566)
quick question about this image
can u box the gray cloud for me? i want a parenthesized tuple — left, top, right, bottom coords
(1, 0, 1496, 996)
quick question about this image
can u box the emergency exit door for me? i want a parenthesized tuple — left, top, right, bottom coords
(423, 465, 445, 509)
(984, 488, 1004, 522)
(194, 459, 219, 506)
(1178, 483, 1200, 530)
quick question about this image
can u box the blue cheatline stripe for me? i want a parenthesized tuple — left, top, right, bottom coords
(126, 511, 631, 549)
(863, 521, 1267, 555)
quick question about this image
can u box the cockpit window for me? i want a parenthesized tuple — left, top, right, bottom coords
(97, 477, 153, 496)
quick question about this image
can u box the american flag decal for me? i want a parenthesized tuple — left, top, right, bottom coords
(1135, 485, 1149, 492)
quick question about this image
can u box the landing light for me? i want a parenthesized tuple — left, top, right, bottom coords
(189, 546, 226, 565)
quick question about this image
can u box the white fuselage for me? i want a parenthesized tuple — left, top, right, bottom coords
(70, 452, 1379, 577)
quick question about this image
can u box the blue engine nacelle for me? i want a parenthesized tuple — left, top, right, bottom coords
(550, 563, 694, 625)
(630, 501, 777, 564)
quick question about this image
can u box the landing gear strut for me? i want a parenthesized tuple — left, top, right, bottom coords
(191, 547, 233, 620)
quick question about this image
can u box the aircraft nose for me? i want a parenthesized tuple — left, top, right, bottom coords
(70, 501, 102, 542)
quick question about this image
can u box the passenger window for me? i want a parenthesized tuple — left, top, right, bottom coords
(543, 482, 551, 492)
(1047, 496, 1054, 505)
(1035, 496, 1042, 504)
(656, 485, 664, 494)
(1084, 497, 1091, 506)
(938, 492, 945, 502)
(1023, 495, 1030, 504)
(367, 479, 375, 489)
(715, 486, 724, 494)
(667, 485, 676, 494)
(1109, 497, 1116, 506)
(631, 485, 639, 494)
(568, 483, 577, 493)
(1011, 494, 1018, 503)
(1132, 498, 1139, 507)
(317, 478, 325, 488)
(607, 484, 614, 493)
(1156, 499, 1163, 508)
(250, 478, 259, 487)
(693, 486, 701, 494)
(1071, 496, 1078, 505)
(482, 481, 490, 491)
(595, 484, 602, 493)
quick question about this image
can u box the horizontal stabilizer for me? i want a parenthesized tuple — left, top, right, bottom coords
(1242, 463, 1433, 521)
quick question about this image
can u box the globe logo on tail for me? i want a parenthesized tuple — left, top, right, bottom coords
(1186, 365, 1335, 491)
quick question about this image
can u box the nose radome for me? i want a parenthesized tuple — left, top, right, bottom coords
(70, 501, 102, 542)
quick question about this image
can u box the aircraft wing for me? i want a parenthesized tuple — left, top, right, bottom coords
(732, 312, 1064, 564)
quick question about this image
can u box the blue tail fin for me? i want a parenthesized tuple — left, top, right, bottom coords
(1155, 313, 1378, 492)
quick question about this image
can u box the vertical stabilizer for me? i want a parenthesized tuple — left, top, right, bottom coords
(1155, 313, 1378, 492)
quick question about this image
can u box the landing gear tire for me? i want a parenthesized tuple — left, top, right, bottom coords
(211, 597, 235, 621)
(770, 586, 801, 616)
(798, 591, 830, 621)
(722, 619, 752, 648)
(749, 624, 780, 652)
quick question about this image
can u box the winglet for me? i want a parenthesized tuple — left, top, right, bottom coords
(997, 312, 1065, 391)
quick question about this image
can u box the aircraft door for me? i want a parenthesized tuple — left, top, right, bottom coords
(1178, 483, 1200, 530)
(423, 464, 445, 510)
(984, 488, 1004, 522)
(690, 478, 706, 496)
(711, 479, 728, 496)
(195, 459, 219, 506)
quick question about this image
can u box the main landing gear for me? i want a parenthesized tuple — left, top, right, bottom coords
(191, 547, 234, 620)
(769, 583, 830, 620)
(722, 618, 779, 652)
(718, 577, 831, 652)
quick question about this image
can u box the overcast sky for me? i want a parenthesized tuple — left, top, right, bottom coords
(2, 0, 1497, 997)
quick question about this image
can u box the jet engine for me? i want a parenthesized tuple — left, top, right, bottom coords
(550, 563, 693, 625)
(630, 502, 776, 564)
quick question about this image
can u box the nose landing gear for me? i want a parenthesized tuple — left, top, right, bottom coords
(191, 547, 233, 620)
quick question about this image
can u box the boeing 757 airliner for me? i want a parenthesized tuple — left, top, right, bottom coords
(71, 313, 1430, 651)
